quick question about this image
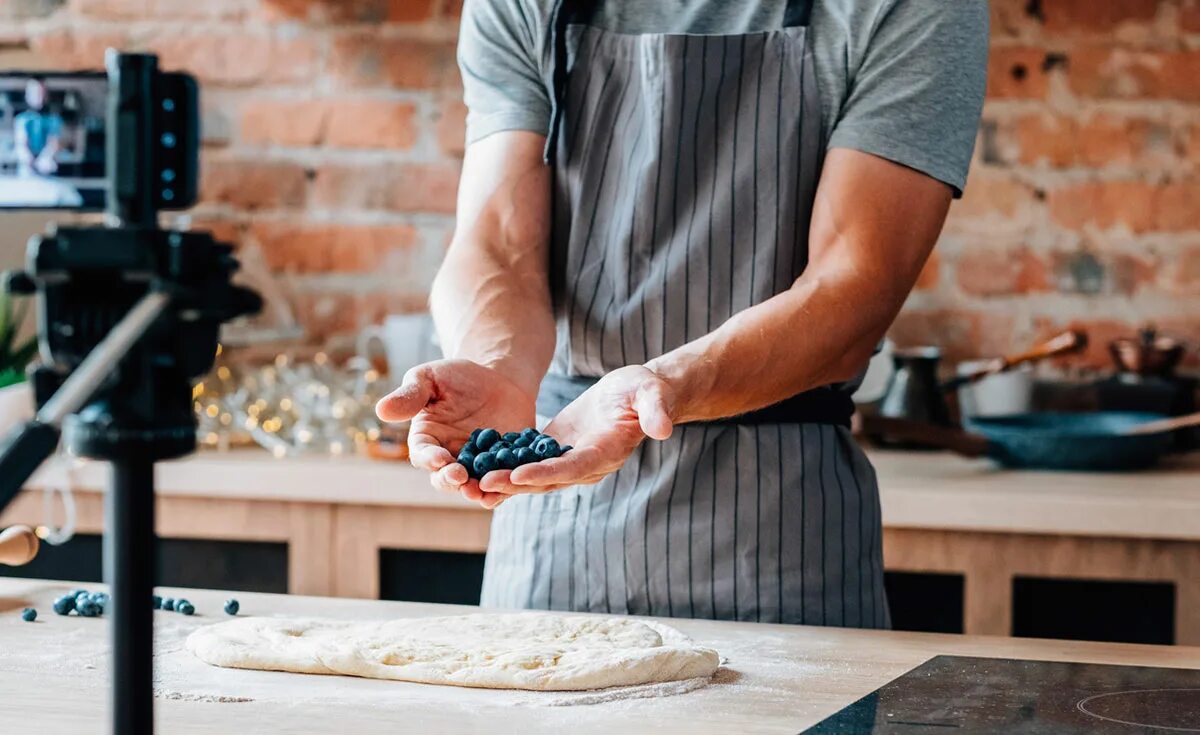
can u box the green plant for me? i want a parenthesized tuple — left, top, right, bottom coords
(0, 276, 37, 389)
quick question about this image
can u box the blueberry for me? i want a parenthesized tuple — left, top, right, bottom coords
(474, 428, 500, 451)
(534, 437, 561, 458)
(521, 427, 539, 440)
(76, 599, 101, 618)
(473, 452, 500, 477)
(469, 428, 482, 443)
(152, 595, 162, 610)
(161, 598, 175, 612)
(457, 448, 476, 469)
(92, 592, 109, 605)
(74, 591, 91, 605)
(560, 445, 573, 455)
(68, 588, 86, 598)
(53, 595, 76, 616)
(495, 448, 518, 470)
(176, 601, 195, 616)
(224, 599, 240, 616)
(513, 435, 533, 448)
(502, 432, 520, 443)
(514, 447, 536, 465)
(21, 608, 36, 622)
(492, 441, 512, 451)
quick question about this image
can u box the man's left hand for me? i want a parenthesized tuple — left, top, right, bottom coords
(479, 366, 675, 495)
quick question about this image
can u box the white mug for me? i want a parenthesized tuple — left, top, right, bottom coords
(956, 360, 1034, 418)
(357, 314, 441, 384)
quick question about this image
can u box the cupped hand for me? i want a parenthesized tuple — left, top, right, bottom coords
(376, 359, 536, 509)
(479, 365, 675, 495)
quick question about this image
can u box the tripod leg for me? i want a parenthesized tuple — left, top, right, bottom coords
(106, 458, 156, 735)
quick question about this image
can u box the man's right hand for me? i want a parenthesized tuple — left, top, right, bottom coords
(376, 359, 536, 509)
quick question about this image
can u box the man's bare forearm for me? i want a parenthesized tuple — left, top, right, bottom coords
(430, 132, 555, 398)
(646, 149, 953, 424)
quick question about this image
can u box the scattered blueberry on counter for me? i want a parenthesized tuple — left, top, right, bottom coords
(152, 595, 162, 610)
(21, 607, 36, 622)
(52, 595, 76, 616)
(161, 598, 175, 612)
(175, 600, 195, 616)
(224, 599, 239, 616)
(456, 427, 570, 480)
(76, 598, 101, 618)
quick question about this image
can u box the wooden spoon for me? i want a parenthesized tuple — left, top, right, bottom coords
(941, 330, 1088, 392)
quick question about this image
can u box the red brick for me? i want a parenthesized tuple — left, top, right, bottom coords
(148, 32, 319, 87)
(1004, 114, 1170, 168)
(260, 0, 435, 22)
(989, 0, 1039, 38)
(311, 162, 460, 214)
(1185, 125, 1200, 164)
(1041, 0, 1158, 33)
(73, 0, 249, 19)
(1176, 246, 1200, 295)
(201, 158, 309, 210)
(29, 29, 126, 69)
(955, 248, 1050, 297)
(987, 46, 1051, 100)
(190, 217, 248, 247)
(1048, 179, 1200, 233)
(435, 98, 467, 156)
(291, 290, 428, 341)
(326, 99, 418, 149)
(240, 99, 331, 147)
(240, 98, 417, 149)
(250, 222, 418, 273)
(0, 0, 66, 19)
(329, 35, 460, 90)
(1070, 48, 1200, 102)
(1182, 0, 1200, 32)
(888, 310, 1017, 363)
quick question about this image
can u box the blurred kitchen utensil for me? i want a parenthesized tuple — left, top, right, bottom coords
(0, 524, 39, 566)
(878, 347, 952, 427)
(357, 313, 441, 384)
(940, 330, 1087, 393)
(1109, 327, 1185, 377)
(955, 361, 1033, 418)
(864, 410, 1197, 471)
(852, 339, 895, 404)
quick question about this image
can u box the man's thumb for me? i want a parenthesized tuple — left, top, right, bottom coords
(376, 367, 434, 422)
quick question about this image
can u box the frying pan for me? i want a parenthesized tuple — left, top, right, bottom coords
(864, 411, 1200, 471)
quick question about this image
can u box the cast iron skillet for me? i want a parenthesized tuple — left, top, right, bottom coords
(865, 411, 1200, 472)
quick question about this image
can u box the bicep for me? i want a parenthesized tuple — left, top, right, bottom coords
(451, 131, 552, 270)
(806, 148, 950, 302)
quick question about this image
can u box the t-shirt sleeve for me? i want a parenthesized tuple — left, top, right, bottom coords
(827, 0, 988, 197)
(458, 0, 552, 145)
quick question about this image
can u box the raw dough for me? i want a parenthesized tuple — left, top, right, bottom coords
(186, 612, 720, 692)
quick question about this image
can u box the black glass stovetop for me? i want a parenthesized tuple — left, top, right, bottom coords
(802, 655, 1200, 734)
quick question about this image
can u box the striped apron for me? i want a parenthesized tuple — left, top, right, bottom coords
(480, 0, 890, 628)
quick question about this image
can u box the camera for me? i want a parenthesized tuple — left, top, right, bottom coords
(0, 61, 198, 211)
(0, 51, 258, 735)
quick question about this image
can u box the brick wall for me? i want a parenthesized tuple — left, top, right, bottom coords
(1, 0, 1198, 370)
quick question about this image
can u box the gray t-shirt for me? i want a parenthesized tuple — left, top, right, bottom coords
(458, 0, 988, 194)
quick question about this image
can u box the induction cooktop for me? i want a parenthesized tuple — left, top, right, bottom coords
(801, 655, 1200, 734)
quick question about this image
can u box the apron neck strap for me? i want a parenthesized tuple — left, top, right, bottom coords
(783, 0, 815, 28)
(543, 0, 816, 163)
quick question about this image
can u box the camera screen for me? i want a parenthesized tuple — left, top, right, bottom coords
(0, 73, 107, 209)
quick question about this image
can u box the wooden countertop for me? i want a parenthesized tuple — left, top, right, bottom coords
(2, 578, 1198, 734)
(25, 447, 1200, 541)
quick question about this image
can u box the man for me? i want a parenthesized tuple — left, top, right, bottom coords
(378, 0, 987, 626)
(13, 78, 63, 177)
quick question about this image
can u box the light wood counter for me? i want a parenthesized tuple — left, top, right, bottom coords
(3, 448, 1199, 642)
(1, 577, 1197, 735)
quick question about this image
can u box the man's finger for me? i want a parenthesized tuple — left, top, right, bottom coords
(508, 448, 601, 487)
(376, 366, 434, 422)
(409, 432, 454, 473)
(432, 462, 468, 492)
(634, 379, 673, 441)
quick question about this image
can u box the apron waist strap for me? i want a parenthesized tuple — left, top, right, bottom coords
(536, 372, 854, 428)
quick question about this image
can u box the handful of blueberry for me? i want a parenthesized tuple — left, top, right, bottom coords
(457, 427, 571, 480)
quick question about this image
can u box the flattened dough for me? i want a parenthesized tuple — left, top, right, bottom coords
(186, 613, 720, 691)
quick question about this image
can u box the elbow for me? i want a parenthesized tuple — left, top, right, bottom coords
(825, 340, 879, 385)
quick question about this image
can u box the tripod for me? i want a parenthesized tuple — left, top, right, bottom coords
(0, 52, 259, 734)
